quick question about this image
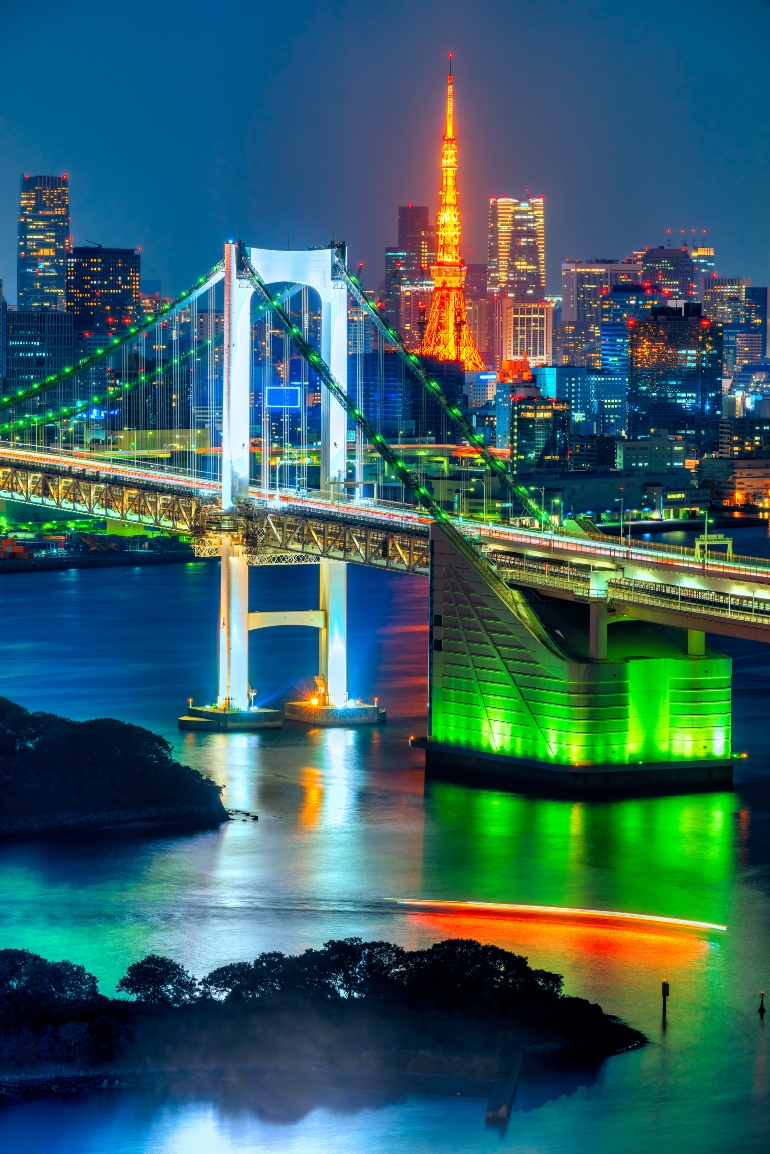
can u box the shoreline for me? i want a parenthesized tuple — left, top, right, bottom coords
(0, 552, 210, 576)
(0, 803, 228, 837)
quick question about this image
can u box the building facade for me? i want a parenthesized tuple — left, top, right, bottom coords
(487, 195, 545, 300)
(627, 303, 723, 449)
(17, 174, 71, 311)
(502, 298, 553, 366)
(5, 309, 74, 393)
(65, 246, 140, 343)
(640, 246, 695, 298)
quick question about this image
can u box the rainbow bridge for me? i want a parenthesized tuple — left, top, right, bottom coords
(2, 241, 769, 792)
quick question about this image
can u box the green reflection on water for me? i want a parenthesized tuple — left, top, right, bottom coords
(423, 784, 736, 925)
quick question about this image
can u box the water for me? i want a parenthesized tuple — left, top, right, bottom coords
(0, 536, 768, 1151)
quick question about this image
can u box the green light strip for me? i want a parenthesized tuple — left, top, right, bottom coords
(335, 248, 551, 526)
(0, 258, 225, 413)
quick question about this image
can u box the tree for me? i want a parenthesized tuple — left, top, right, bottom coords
(117, 955, 198, 1006)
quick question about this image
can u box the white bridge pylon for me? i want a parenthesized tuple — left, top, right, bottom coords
(218, 241, 348, 712)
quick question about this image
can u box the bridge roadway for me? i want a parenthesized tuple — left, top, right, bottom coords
(3, 444, 770, 641)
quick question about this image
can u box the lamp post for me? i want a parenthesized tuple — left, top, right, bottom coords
(531, 486, 546, 525)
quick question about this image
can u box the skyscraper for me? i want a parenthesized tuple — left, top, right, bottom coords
(640, 246, 695, 298)
(66, 245, 140, 345)
(17, 174, 71, 311)
(627, 302, 722, 449)
(702, 278, 765, 371)
(380, 206, 434, 325)
(419, 57, 484, 370)
(487, 195, 545, 300)
(559, 260, 641, 369)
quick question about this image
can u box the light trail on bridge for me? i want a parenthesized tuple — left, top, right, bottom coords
(393, 898, 727, 933)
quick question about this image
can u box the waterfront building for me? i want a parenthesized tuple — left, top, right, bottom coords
(66, 245, 140, 343)
(627, 301, 722, 449)
(640, 246, 695, 298)
(419, 60, 484, 369)
(17, 174, 71, 311)
(487, 195, 545, 300)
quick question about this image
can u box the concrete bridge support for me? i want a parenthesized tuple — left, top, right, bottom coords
(415, 524, 733, 794)
(217, 535, 249, 710)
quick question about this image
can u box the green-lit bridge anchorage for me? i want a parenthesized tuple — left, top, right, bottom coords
(417, 523, 734, 794)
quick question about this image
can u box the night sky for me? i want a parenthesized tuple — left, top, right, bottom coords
(1, 0, 768, 301)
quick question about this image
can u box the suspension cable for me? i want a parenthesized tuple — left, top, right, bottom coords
(331, 246, 551, 527)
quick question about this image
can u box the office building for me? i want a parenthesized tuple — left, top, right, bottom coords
(600, 284, 662, 374)
(17, 174, 71, 311)
(399, 284, 433, 350)
(0, 281, 6, 388)
(6, 309, 74, 393)
(691, 245, 716, 298)
(618, 432, 690, 470)
(380, 205, 435, 325)
(502, 298, 553, 366)
(702, 278, 766, 371)
(640, 246, 695, 298)
(536, 365, 591, 429)
(554, 320, 598, 368)
(627, 302, 722, 449)
(495, 372, 568, 470)
(589, 372, 628, 436)
(487, 195, 545, 300)
(560, 260, 641, 369)
(66, 245, 140, 343)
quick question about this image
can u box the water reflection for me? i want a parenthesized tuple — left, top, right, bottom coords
(0, 542, 768, 1148)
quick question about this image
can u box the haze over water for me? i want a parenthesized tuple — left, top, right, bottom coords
(0, 528, 768, 1150)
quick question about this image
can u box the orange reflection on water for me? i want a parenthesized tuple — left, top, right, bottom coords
(298, 766, 323, 829)
(402, 910, 711, 978)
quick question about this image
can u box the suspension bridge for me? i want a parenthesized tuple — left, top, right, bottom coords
(3, 239, 770, 791)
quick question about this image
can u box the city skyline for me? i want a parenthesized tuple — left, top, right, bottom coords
(2, 1, 770, 302)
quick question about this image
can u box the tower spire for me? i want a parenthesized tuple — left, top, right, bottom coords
(420, 56, 484, 370)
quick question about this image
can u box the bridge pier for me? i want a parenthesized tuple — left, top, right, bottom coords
(414, 524, 733, 794)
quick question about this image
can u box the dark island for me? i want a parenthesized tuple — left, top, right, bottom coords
(0, 938, 645, 1110)
(0, 697, 227, 833)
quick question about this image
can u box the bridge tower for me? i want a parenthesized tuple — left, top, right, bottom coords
(181, 241, 382, 731)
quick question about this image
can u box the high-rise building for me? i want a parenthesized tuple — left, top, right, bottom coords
(397, 205, 434, 280)
(0, 281, 7, 388)
(600, 284, 664, 374)
(399, 284, 433, 350)
(419, 59, 484, 370)
(640, 246, 695, 298)
(17, 174, 71, 311)
(702, 278, 765, 372)
(66, 245, 140, 344)
(501, 299, 553, 366)
(495, 376, 569, 471)
(560, 260, 641, 369)
(487, 195, 545, 300)
(691, 245, 716, 298)
(5, 310, 74, 394)
(380, 206, 435, 325)
(627, 302, 722, 449)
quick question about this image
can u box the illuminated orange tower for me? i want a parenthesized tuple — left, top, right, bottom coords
(420, 55, 485, 370)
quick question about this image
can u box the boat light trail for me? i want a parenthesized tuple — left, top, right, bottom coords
(393, 898, 727, 932)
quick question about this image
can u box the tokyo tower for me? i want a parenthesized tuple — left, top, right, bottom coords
(419, 55, 485, 371)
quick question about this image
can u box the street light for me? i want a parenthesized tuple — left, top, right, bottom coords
(454, 487, 472, 516)
(530, 486, 546, 525)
